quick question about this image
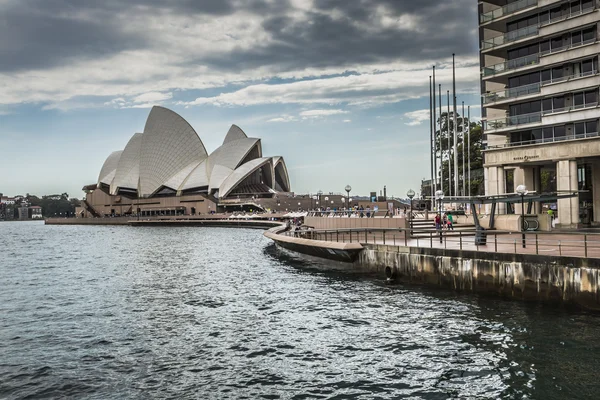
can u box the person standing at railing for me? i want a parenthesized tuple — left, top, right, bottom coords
(447, 213, 454, 231)
(435, 213, 441, 230)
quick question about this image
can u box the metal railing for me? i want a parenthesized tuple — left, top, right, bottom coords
(484, 112, 542, 130)
(483, 54, 539, 77)
(480, 0, 537, 23)
(287, 226, 600, 259)
(539, 3, 597, 27)
(306, 209, 394, 218)
(488, 131, 600, 148)
(482, 38, 597, 77)
(481, 3, 597, 50)
(482, 25, 538, 50)
(483, 70, 599, 104)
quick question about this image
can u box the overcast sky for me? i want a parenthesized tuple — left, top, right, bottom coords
(0, 0, 480, 199)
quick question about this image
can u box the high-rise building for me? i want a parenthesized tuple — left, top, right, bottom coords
(479, 0, 600, 227)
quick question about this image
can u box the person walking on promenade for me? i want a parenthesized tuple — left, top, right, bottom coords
(435, 213, 441, 230)
(442, 213, 448, 230)
(447, 213, 454, 231)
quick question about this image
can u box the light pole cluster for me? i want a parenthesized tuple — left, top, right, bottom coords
(407, 189, 415, 234)
(516, 184, 528, 248)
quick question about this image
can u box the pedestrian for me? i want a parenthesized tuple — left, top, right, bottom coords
(442, 213, 448, 230)
(447, 213, 454, 231)
(435, 213, 441, 230)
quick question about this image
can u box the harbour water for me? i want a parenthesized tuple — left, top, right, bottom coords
(2, 221, 600, 399)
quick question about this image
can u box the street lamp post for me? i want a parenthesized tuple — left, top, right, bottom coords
(407, 189, 415, 235)
(516, 184, 528, 248)
(317, 190, 323, 209)
(435, 189, 444, 243)
(345, 185, 351, 210)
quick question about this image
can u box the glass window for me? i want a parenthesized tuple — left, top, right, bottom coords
(531, 100, 541, 112)
(585, 90, 597, 104)
(551, 37, 563, 50)
(543, 127, 554, 140)
(582, 59, 594, 74)
(510, 104, 519, 116)
(508, 49, 519, 60)
(543, 98, 553, 111)
(574, 92, 584, 106)
(550, 7, 562, 20)
(552, 67, 564, 80)
(571, 1, 582, 13)
(521, 102, 531, 114)
(575, 122, 585, 135)
(540, 40, 550, 53)
(555, 125, 566, 138)
(553, 96, 565, 110)
(532, 129, 542, 142)
(541, 69, 551, 82)
(586, 120, 598, 133)
(511, 132, 521, 143)
(572, 31, 582, 46)
(582, 0, 594, 10)
(539, 11, 550, 24)
(583, 27, 595, 42)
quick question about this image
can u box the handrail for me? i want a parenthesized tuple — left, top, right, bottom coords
(484, 69, 599, 103)
(482, 38, 597, 77)
(287, 226, 600, 258)
(481, 4, 597, 50)
(482, 25, 538, 50)
(484, 102, 599, 131)
(480, 0, 537, 24)
(487, 131, 600, 149)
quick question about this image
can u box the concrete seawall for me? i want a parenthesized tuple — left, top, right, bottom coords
(360, 245, 600, 309)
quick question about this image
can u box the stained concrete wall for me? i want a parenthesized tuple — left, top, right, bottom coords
(357, 244, 600, 310)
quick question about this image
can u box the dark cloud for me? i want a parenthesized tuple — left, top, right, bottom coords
(208, 0, 479, 72)
(0, 0, 478, 74)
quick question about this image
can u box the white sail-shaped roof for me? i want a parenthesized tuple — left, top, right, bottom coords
(138, 106, 208, 197)
(206, 137, 261, 180)
(272, 156, 291, 192)
(219, 157, 274, 198)
(111, 132, 143, 195)
(222, 124, 248, 144)
(98, 150, 123, 186)
(92, 107, 290, 199)
(179, 159, 209, 191)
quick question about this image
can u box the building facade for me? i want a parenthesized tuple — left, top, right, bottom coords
(479, 0, 600, 227)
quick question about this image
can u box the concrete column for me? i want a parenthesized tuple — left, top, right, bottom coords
(484, 166, 505, 214)
(556, 160, 579, 227)
(592, 162, 600, 223)
(513, 166, 538, 214)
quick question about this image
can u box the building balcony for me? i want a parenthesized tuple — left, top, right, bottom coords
(487, 130, 600, 149)
(484, 103, 599, 133)
(482, 38, 598, 78)
(481, 25, 539, 51)
(482, 70, 599, 106)
(480, 0, 537, 24)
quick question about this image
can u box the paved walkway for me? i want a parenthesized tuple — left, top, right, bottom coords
(322, 232, 600, 259)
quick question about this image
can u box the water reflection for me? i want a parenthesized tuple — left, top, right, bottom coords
(0, 222, 599, 399)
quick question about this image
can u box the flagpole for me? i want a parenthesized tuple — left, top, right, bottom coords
(432, 66, 437, 197)
(467, 105, 471, 198)
(447, 90, 451, 197)
(429, 75, 434, 211)
(439, 84, 443, 196)
(452, 53, 459, 200)
(462, 101, 466, 198)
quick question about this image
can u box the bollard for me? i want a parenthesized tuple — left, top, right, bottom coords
(383, 231, 386, 245)
(404, 229, 407, 246)
(494, 234, 497, 253)
(585, 234, 588, 258)
(559, 240, 561, 256)
(459, 232, 462, 250)
(514, 239, 517, 254)
(535, 234, 538, 255)
(337, 231, 339, 243)
(430, 232, 433, 248)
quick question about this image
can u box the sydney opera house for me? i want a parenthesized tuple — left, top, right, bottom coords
(78, 106, 291, 217)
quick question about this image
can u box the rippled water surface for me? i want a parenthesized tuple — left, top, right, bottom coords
(2, 221, 600, 399)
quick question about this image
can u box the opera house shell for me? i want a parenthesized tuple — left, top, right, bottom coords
(81, 106, 290, 217)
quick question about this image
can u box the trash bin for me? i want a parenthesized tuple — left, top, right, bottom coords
(475, 228, 487, 246)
